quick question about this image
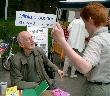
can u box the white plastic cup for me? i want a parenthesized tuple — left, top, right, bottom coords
(0, 82, 7, 95)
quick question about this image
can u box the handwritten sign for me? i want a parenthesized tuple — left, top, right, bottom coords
(15, 11, 56, 28)
(27, 26, 48, 56)
(6, 86, 19, 96)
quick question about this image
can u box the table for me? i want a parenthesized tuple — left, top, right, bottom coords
(0, 90, 53, 96)
(41, 90, 53, 96)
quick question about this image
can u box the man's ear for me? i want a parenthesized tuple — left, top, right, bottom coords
(88, 17, 94, 25)
(19, 42, 24, 48)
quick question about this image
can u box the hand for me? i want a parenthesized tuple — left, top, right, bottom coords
(51, 22, 65, 43)
(57, 69, 64, 78)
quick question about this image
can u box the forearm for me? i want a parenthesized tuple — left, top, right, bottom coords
(59, 38, 92, 74)
(12, 80, 38, 89)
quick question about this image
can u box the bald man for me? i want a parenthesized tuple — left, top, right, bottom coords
(10, 31, 64, 89)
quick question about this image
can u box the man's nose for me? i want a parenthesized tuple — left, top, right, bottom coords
(30, 38, 34, 42)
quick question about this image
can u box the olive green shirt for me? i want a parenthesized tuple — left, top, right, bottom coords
(26, 53, 40, 82)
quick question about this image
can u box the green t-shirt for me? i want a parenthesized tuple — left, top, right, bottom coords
(26, 53, 40, 82)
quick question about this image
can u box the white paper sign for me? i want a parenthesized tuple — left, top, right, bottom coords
(15, 11, 56, 28)
(27, 26, 48, 56)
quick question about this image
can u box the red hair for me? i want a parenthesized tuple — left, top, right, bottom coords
(80, 2, 108, 27)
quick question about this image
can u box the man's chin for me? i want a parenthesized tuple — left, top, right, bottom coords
(32, 46, 35, 48)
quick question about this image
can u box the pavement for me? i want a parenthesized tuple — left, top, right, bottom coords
(0, 54, 88, 96)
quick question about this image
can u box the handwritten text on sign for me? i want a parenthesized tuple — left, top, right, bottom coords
(27, 27, 48, 56)
(15, 11, 56, 28)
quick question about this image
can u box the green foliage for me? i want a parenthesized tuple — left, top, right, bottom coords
(48, 28, 52, 53)
(0, 18, 26, 53)
(0, 18, 26, 39)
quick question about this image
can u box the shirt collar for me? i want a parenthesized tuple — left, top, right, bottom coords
(94, 27, 108, 36)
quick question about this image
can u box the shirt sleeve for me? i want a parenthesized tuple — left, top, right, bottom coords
(83, 36, 101, 67)
(37, 47, 59, 71)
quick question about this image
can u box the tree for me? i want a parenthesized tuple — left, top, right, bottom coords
(0, 0, 5, 18)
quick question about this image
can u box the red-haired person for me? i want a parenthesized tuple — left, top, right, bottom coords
(52, 2, 110, 96)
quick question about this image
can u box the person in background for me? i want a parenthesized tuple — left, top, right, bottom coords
(52, 2, 110, 96)
(63, 18, 89, 78)
(10, 31, 64, 89)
